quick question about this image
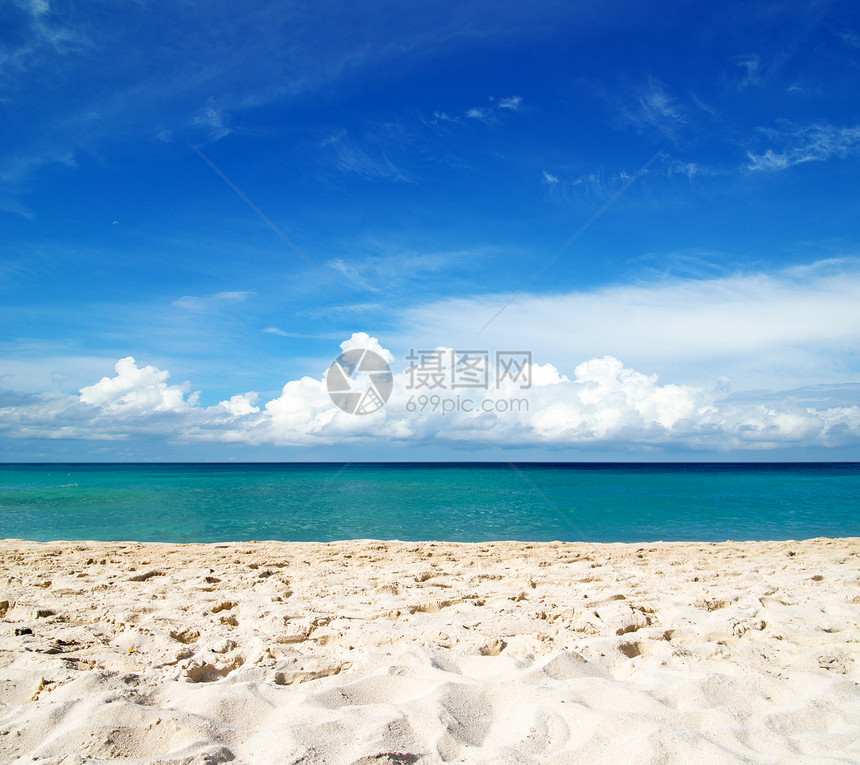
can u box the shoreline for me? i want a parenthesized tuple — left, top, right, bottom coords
(2, 537, 859, 763)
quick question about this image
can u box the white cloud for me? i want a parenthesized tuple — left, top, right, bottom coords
(733, 54, 763, 89)
(390, 258, 860, 391)
(466, 107, 488, 121)
(326, 248, 476, 292)
(218, 392, 260, 416)
(746, 149, 790, 172)
(79, 357, 197, 413)
(539, 168, 613, 201)
(0, 195, 36, 220)
(497, 96, 522, 110)
(437, 96, 523, 126)
(1, 330, 858, 453)
(2, 0, 88, 90)
(746, 123, 860, 172)
(0, 148, 77, 189)
(639, 79, 682, 122)
(214, 291, 254, 301)
(619, 77, 685, 137)
(193, 101, 232, 141)
(338, 331, 394, 364)
(323, 131, 409, 181)
(0, 354, 140, 395)
(544, 155, 718, 198)
(172, 296, 205, 309)
(21, 0, 49, 15)
(172, 291, 255, 310)
(667, 160, 698, 180)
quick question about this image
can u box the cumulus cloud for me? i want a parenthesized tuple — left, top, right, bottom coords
(338, 331, 394, 363)
(218, 392, 260, 417)
(382, 353, 860, 450)
(79, 357, 198, 413)
(1, 334, 858, 453)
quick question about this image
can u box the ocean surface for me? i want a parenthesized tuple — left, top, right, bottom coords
(0, 463, 858, 544)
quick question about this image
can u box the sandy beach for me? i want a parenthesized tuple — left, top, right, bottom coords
(1, 537, 859, 764)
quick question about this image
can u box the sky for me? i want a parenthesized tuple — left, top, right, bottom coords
(1, 0, 859, 461)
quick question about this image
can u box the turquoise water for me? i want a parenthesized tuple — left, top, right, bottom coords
(0, 463, 858, 543)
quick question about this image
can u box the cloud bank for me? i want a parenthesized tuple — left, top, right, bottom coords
(389, 258, 860, 391)
(1, 333, 858, 454)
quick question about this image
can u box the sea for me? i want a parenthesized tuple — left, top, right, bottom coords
(0, 463, 858, 544)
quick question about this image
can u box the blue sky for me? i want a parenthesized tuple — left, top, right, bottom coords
(1, 0, 859, 460)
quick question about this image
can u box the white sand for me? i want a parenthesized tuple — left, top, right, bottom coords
(1, 537, 859, 764)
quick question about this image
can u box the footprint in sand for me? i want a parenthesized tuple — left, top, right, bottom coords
(437, 685, 493, 751)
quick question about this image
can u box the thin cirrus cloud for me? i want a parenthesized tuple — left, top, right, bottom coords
(0, 148, 77, 191)
(0, 195, 36, 221)
(432, 96, 522, 126)
(616, 77, 686, 138)
(466, 95, 522, 122)
(746, 122, 860, 171)
(5, 2, 498, 190)
(326, 249, 482, 292)
(172, 291, 256, 310)
(733, 54, 764, 89)
(192, 101, 232, 142)
(541, 155, 720, 199)
(323, 131, 409, 181)
(2, 0, 88, 85)
(539, 167, 620, 201)
(1, 332, 858, 452)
